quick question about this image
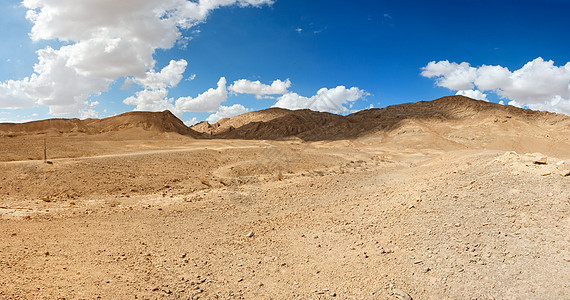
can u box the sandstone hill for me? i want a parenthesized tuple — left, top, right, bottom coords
(0, 110, 202, 138)
(192, 108, 352, 140)
(193, 96, 570, 140)
(192, 96, 570, 155)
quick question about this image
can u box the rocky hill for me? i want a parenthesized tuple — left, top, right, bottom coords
(0, 110, 202, 138)
(192, 96, 569, 147)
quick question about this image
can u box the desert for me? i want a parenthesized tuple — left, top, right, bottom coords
(0, 96, 568, 299)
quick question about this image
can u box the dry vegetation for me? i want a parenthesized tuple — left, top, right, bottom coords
(0, 96, 569, 299)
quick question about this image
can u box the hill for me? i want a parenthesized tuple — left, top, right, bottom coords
(192, 108, 352, 140)
(0, 110, 202, 138)
(192, 95, 570, 155)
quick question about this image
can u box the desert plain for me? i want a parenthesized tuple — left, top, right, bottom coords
(0, 96, 569, 299)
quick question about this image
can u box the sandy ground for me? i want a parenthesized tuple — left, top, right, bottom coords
(0, 135, 569, 299)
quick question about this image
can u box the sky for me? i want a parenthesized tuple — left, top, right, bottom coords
(1, 0, 569, 124)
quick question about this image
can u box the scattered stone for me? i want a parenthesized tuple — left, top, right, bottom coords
(245, 231, 254, 238)
(533, 156, 548, 165)
(525, 153, 548, 165)
(392, 288, 413, 300)
(493, 151, 520, 164)
(41, 197, 51, 202)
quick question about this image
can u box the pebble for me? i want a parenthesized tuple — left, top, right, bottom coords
(392, 288, 412, 300)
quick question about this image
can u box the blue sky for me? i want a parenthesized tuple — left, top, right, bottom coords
(1, 0, 569, 124)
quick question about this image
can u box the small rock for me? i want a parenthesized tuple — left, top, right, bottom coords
(41, 197, 51, 202)
(532, 156, 548, 165)
(392, 288, 413, 300)
(245, 231, 254, 238)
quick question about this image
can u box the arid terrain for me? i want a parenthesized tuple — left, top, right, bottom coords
(0, 96, 569, 299)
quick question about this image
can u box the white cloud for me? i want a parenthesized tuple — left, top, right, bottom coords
(80, 101, 101, 119)
(206, 104, 249, 123)
(421, 61, 477, 90)
(126, 60, 188, 90)
(273, 86, 369, 114)
(421, 57, 570, 115)
(1, 0, 273, 116)
(0, 79, 37, 109)
(455, 89, 488, 101)
(122, 60, 189, 115)
(124, 89, 176, 113)
(175, 77, 228, 112)
(229, 79, 291, 99)
(184, 117, 199, 126)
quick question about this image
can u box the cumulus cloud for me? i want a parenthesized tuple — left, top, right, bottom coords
(421, 57, 570, 115)
(122, 59, 190, 115)
(421, 61, 477, 90)
(175, 77, 228, 112)
(124, 89, 175, 113)
(455, 90, 488, 101)
(0, 79, 37, 109)
(229, 79, 291, 99)
(1, 0, 273, 116)
(184, 117, 199, 126)
(273, 86, 369, 114)
(126, 60, 188, 90)
(206, 104, 250, 123)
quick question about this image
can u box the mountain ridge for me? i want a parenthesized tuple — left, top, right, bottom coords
(1, 96, 568, 145)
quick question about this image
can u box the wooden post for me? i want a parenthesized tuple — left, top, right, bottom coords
(44, 137, 47, 163)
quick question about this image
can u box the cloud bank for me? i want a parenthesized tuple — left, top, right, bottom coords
(421, 57, 570, 114)
(0, 0, 273, 116)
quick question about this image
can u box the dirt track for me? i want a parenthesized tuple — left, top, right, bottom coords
(1, 135, 568, 299)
